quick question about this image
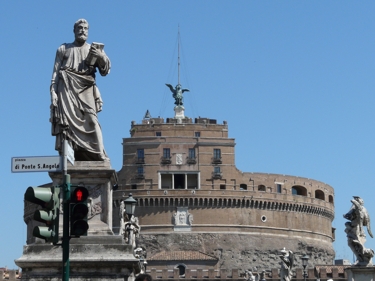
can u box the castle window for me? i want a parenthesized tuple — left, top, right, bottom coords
(137, 166, 144, 174)
(156, 132, 161, 136)
(292, 185, 307, 196)
(214, 149, 221, 159)
(276, 184, 282, 193)
(136, 149, 144, 163)
(176, 264, 186, 276)
(189, 148, 196, 158)
(329, 195, 334, 204)
(213, 149, 222, 164)
(220, 184, 226, 190)
(195, 132, 201, 137)
(212, 166, 222, 179)
(136, 166, 144, 179)
(187, 148, 196, 164)
(240, 184, 247, 190)
(315, 190, 325, 200)
(131, 184, 137, 189)
(163, 148, 171, 159)
(161, 148, 171, 164)
(258, 185, 266, 192)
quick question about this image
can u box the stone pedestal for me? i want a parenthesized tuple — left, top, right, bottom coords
(345, 266, 375, 281)
(174, 105, 185, 121)
(16, 237, 140, 281)
(50, 160, 116, 236)
(16, 161, 140, 280)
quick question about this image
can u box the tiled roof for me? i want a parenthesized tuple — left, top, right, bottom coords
(148, 251, 218, 261)
(315, 265, 350, 274)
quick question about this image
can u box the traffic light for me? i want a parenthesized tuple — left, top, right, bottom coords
(24, 186, 60, 244)
(70, 186, 89, 237)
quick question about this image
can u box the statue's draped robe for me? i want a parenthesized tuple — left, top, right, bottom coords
(51, 42, 110, 160)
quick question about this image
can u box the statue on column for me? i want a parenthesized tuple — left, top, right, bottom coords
(279, 248, 294, 281)
(134, 246, 147, 273)
(344, 196, 374, 265)
(50, 19, 111, 161)
(119, 200, 141, 247)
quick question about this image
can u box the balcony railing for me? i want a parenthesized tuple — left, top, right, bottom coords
(212, 172, 222, 179)
(161, 157, 171, 165)
(187, 157, 197, 164)
(212, 157, 222, 164)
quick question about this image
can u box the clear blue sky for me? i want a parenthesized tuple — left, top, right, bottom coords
(1, 1, 375, 269)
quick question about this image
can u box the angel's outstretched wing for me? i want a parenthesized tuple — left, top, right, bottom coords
(165, 84, 175, 93)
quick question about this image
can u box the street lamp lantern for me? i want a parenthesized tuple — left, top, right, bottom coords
(301, 254, 309, 266)
(124, 193, 137, 218)
(301, 254, 309, 281)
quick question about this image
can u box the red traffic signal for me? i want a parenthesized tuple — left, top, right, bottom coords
(71, 186, 89, 203)
(70, 186, 89, 237)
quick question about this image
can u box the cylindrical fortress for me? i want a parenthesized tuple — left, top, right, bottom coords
(115, 116, 335, 270)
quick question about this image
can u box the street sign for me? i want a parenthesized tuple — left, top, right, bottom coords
(64, 141, 75, 166)
(11, 156, 62, 173)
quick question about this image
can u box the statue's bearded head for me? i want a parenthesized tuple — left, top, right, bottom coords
(73, 19, 89, 43)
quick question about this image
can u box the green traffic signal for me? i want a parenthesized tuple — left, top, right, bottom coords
(24, 186, 60, 244)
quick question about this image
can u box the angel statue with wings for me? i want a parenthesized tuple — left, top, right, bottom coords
(166, 83, 189, 106)
(279, 248, 294, 281)
(344, 196, 374, 265)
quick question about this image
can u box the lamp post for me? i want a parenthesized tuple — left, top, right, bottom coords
(301, 254, 309, 281)
(124, 193, 137, 246)
(124, 193, 137, 219)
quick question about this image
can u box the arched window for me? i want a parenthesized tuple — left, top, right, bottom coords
(291, 185, 307, 196)
(329, 195, 334, 204)
(258, 185, 266, 192)
(315, 190, 325, 200)
(240, 184, 247, 190)
(176, 264, 186, 276)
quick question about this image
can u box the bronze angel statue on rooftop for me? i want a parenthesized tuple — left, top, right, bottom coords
(166, 83, 189, 106)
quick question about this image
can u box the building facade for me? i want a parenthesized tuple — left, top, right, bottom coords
(114, 114, 335, 271)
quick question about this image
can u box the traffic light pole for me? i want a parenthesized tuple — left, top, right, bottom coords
(62, 141, 70, 281)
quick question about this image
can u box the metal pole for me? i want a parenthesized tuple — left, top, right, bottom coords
(62, 141, 70, 281)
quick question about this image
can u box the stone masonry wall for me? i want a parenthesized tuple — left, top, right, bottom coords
(138, 232, 335, 272)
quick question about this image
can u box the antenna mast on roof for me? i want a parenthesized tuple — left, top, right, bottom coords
(178, 25, 180, 86)
(165, 25, 190, 121)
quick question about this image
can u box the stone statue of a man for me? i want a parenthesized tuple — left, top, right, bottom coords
(50, 19, 111, 161)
